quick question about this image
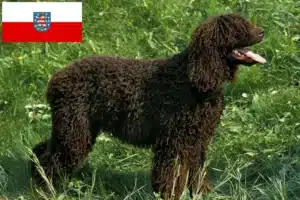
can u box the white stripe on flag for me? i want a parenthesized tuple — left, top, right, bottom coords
(2, 2, 82, 22)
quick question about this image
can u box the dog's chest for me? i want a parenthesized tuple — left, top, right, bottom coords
(192, 90, 225, 124)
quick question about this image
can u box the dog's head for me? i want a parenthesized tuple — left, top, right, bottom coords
(216, 13, 266, 82)
(188, 13, 266, 91)
(193, 13, 266, 65)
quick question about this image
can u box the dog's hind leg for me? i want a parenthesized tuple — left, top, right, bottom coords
(31, 138, 52, 184)
(32, 104, 93, 185)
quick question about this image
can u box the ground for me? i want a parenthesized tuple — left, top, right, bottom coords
(0, 0, 300, 199)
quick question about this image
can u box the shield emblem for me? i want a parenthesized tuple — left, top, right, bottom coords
(33, 12, 51, 32)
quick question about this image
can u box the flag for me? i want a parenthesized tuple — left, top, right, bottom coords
(2, 2, 82, 43)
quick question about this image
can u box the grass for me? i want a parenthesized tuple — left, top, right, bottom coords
(0, 0, 300, 199)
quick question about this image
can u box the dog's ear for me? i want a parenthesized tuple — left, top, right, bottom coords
(187, 16, 231, 92)
(187, 52, 225, 92)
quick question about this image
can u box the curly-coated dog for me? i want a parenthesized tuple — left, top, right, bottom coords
(31, 13, 266, 199)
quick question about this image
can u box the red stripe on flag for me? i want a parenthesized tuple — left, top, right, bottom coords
(2, 22, 82, 42)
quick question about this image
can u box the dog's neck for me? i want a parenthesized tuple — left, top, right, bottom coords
(170, 46, 228, 93)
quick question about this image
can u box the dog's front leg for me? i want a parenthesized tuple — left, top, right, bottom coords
(187, 144, 212, 198)
(151, 142, 189, 200)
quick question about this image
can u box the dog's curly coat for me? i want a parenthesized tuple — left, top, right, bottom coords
(32, 13, 265, 199)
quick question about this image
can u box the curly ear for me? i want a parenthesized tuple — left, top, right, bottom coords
(187, 19, 228, 92)
(187, 52, 225, 92)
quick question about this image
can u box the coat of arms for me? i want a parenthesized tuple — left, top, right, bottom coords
(33, 12, 51, 32)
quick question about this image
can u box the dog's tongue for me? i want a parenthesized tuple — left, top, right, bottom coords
(239, 49, 266, 63)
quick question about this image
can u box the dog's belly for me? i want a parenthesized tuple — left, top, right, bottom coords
(92, 89, 224, 148)
(93, 107, 161, 147)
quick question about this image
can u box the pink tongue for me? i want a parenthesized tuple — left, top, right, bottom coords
(240, 49, 266, 63)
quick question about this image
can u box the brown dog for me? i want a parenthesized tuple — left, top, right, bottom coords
(32, 13, 266, 199)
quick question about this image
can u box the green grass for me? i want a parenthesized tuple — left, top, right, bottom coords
(1, 0, 300, 199)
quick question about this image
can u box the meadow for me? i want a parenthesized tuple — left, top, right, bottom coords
(0, 0, 300, 199)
